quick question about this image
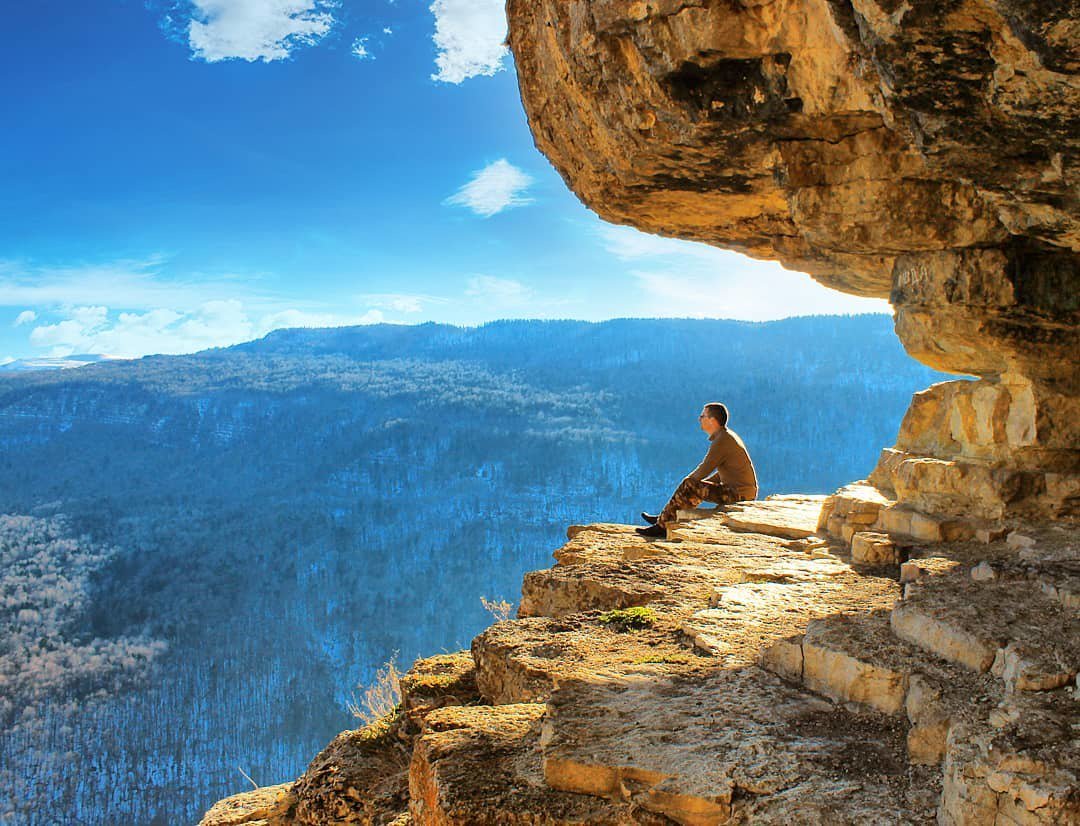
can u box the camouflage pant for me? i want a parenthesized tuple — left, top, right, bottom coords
(657, 477, 741, 527)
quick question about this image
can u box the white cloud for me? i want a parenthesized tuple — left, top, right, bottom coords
(597, 223, 892, 321)
(0, 357, 13, 366)
(184, 0, 337, 63)
(465, 275, 532, 305)
(430, 0, 508, 83)
(13, 310, 37, 327)
(382, 26, 393, 35)
(351, 36, 373, 60)
(445, 159, 533, 218)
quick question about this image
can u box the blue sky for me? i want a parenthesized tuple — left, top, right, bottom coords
(0, 0, 888, 361)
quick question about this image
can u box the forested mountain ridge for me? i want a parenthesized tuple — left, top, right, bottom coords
(0, 316, 946, 824)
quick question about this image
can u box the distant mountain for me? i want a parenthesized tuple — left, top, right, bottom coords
(0, 353, 123, 373)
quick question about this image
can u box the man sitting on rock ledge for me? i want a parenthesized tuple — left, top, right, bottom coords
(637, 402, 759, 538)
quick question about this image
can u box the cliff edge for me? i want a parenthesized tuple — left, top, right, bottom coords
(201, 500, 1079, 824)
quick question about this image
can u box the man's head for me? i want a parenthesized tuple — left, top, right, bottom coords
(699, 402, 728, 435)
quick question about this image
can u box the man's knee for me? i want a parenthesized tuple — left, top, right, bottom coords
(676, 476, 702, 495)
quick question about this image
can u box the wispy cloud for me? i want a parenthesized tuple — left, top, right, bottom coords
(465, 275, 532, 306)
(26, 301, 384, 359)
(430, 0, 508, 83)
(13, 310, 37, 327)
(445, 159, 533, 218)
(596, 223, 891, 321)
(0, 257, 270, 312)
(171, 0, 338, 63)
(357, 293, 448, 314)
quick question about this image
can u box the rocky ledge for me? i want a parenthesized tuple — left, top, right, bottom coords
(199, 496, 1079, 825)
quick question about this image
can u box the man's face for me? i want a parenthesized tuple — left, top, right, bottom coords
(699, 409, 719, 435)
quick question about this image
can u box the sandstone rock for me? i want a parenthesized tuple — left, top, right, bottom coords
(892, 569, 1080, 691)
(542, 669, 934, 825)
(198, 783, 296, 826)
(505, 0, 1080, 539)
(851, 531, 899, 565)
(408, 704, 653, 825)
(1007, 532, 1037, 550)
(472, 613, 705, 705)
(940, 691, 1080, 825)
(519, 558, 708, 618)
(398, 652, 479, 734)
(292, 715, 411, 826)
(683, 572, 897, 664)
(523, 521, 854, 618)
(715, 495, 826, 540)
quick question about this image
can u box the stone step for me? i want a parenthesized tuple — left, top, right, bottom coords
(684, 569, 898, 667)
(940, 689, 1080, 825)
(541, 667, 939, 826)
(472, 613, 707, 705)
(762, 610, 999, 764)
(408, 704, 666, 825)
(891, 566, 1080, 691)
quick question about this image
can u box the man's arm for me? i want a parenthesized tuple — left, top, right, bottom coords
(685, 440, 722, 482)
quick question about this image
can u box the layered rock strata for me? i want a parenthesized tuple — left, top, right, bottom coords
(506, 0, 1080, 529)
(200, 499, 1079, 825)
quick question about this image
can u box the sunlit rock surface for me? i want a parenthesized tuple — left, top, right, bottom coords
(201, 501, 1080, 825)
(506, 0, 1079, 529)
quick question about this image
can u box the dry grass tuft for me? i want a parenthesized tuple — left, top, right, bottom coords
(348, 654, 402, 726)
(480, 596, 514, 622)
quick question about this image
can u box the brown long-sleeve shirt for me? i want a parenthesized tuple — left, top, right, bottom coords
(687, 426, 758, 499)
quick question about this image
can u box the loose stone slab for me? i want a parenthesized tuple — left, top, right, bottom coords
(542, 668, 932, 826)
(409, 704, 660, 825)
(718, 494, 827, 540)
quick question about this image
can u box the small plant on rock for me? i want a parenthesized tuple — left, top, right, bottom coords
(598, 606, 657, 631)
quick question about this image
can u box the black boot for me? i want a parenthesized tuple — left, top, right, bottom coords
(640, 511, 659, 525)
(635, 523, 666, 538)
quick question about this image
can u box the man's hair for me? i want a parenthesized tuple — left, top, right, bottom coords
(703, 402, 729, 427)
